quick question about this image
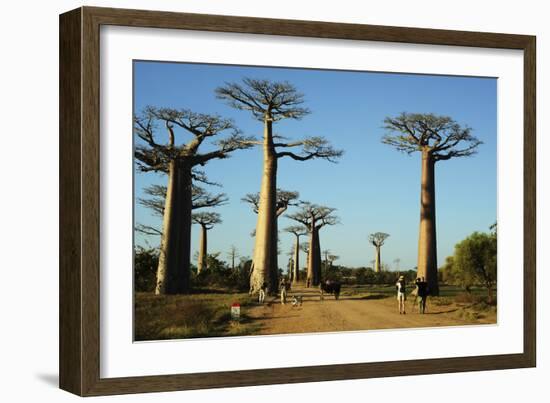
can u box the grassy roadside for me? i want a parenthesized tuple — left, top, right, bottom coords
(135, 285, 497, 341)
(134, 290, 262, 341)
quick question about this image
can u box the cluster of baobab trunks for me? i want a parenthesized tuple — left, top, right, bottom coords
(135, 78, 482, 297)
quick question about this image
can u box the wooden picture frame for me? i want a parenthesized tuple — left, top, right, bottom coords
(59, 6, 536, 396)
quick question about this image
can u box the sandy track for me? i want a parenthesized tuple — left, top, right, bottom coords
(247, 286, 495, 335)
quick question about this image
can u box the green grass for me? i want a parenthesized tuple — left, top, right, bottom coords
(134, 291, 261, 341)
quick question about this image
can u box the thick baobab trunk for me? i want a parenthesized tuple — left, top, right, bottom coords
(374, 246, 381, 273)
(293, 235, 300, 284)
(417, 149, 439, 295)
(306, 230, 314, 287)
(312, 228, 322, 286)
(270, 211, 280, 290)
(307, 226, 321, 287)
(250, 117, 278, 295)
(197, 224, 207, 274)
(155, 160, 193, 294)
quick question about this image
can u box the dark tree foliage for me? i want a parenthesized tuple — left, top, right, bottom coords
(134, 246, 159, 292)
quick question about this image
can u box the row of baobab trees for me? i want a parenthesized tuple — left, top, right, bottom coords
(135, 78, 482, 297)
(140, 183, 394, 290)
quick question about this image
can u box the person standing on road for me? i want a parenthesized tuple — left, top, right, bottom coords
(258, 282, 267, 304)
(280, 278, 287, 305)
(396, 275, 407, 314)
(417, 277, 428, 314)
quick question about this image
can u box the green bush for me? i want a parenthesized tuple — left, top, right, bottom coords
(134, 246, 159, 292)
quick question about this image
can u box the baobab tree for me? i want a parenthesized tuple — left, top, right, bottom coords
(369, 232, 390, 273)
(393, 258, 401, 272)
(192, 212, 222, 274)
(287, 203, 339, 287)
(284, 225, 308, 284)
(135, 106, 254, 294)
(243, 189, 299, 289)
(227, 245, 239, 271)
(217, 79, 342, 294)
(328, 254, 339, 269)
(286, 252, 294, 283)
(322, 249, 335, 270)
(382, 112, 482, 295)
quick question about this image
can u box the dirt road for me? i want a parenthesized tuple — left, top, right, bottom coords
(246, 285, 495, 335)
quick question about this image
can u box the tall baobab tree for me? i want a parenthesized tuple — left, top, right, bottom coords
(369, 232, 390, 273)
(287, 203, 339, 287)
(227, 245, 239, 271)
(284, 225, 308, 284)
(286, 252, 294, 283)
(328, 254, 339, 269)
(192, 212, 222, 274)
(393, 258, 401, 272)
(322, 249, 332, 270)
(217, 79, 342, 294)
(382, 112, 482, 295)
(135, 106, 254, 294)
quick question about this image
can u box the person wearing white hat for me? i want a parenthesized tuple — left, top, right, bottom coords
(396, 275, 407, 314)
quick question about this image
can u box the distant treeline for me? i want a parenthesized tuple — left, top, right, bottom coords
(135, 248, 251, 293)
(135, 224, 496, 299)
(135, 246, 415, 293)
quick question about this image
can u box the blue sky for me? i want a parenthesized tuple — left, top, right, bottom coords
(133, 61, 496, 272)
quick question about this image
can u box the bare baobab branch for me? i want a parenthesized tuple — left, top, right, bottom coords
(138, 184, 227, 217)
(138, 184, 167, 217)
(382, 112, 482, 160)
(242, 189, 300, 216)
(216, 78, 311, 121)
(191, 169, 221, 187)
(286, 202, 338, 228)
(192, 211, 222, 228)
(284, 225, 308, 237)
(242, 193, 260, 214)
(135, 106, 256, 173)
(192, 187, 228, 210)
(276, 136, 343, 162)
(194, 132, 259, 165)
(135, 223, 162, 236)
(369, 232, 390, 247)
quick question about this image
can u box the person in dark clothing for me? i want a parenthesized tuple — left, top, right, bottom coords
(416, 277, 428, 314)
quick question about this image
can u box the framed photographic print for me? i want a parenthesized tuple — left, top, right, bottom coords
(59, 6, 536, 396)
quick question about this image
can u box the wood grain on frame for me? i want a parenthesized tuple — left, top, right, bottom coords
(59, 6, 536, 396)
